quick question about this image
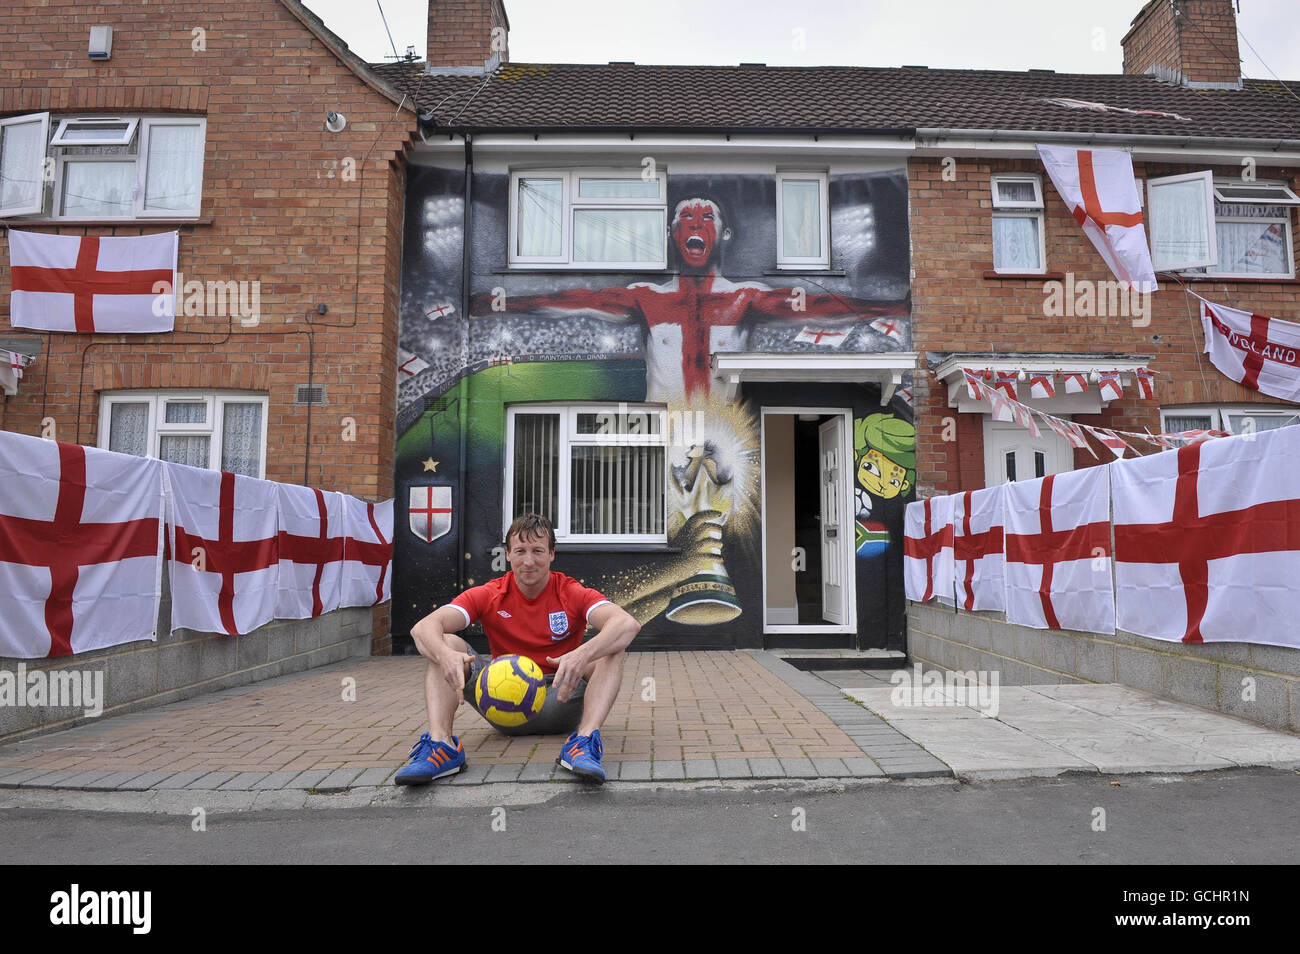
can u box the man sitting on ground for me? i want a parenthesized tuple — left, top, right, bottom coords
(395, 513, 640, 785)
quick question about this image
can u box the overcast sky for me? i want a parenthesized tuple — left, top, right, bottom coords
(302, 0, 1300, 79)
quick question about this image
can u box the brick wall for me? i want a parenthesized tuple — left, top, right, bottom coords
(908, 154, 1299, 495)
(0, 0, 415, 654)
(1122, 0, 1240, 84)
(428, 0, 509, 69)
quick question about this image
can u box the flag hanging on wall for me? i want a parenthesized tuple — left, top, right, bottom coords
(1003, 465, 1115, 634)
(1199, 299, 1300, 403)
(1112, 424, 1300, 648)
(904, 495, 955, 605)
(276, 484, 346, 621)
(0, 431, 165, 658)
(8, 230, 177, 333)
(953, 485, 1006, 613)
(1037, 146, 1158, 291)
(340, 496, 394, 608)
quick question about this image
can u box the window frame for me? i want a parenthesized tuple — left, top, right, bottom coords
(0, 111, 51, 216)
(507, 167, 668, 270)
(1160, 405, 1300, 436)
(990, 173, 1047, 274)
(503, 402, 669, 544)
(49, 116, 138, 147)
(1199, 180, 1297, 280)
(98, 390, 270, 479)
(1147, 170, 1218, 271)
(775, 170, 830, 269)
(2, 113, 206, 221)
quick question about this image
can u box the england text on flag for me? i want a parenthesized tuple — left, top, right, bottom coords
(0, 432, 165, 658)
(8, 230, 177, 333)
(1112, 425, 1300, 649)
(1003, 465, 1114, 635)
(1199, 299, 1300, 403)
(1037, 146, 1157, 291)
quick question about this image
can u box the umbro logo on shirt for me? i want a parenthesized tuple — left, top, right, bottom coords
(497, 610, 512, 618)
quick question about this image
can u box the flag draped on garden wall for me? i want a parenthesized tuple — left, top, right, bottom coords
(0, 431, 392, 658)
(1112, 424, 1300, 648)
(7, 230, 177, 333)
(904, 494, 954, 605)
(905, 425, 1300, 648)
(0, 432, 166, 658)
(953, 485, 1006, 613)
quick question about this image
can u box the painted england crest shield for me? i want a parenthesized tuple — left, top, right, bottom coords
(409, 485, 452, 542)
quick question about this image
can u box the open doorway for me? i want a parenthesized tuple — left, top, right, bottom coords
(761, 409, 853, 633)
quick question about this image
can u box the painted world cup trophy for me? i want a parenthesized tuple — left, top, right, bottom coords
(665, 441, 741, 624)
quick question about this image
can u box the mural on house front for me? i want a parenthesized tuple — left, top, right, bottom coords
(853, 413, 916, 558)
(393, 165, 913, 650)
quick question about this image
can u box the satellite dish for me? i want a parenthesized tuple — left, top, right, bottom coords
(324, 111, 347, 133)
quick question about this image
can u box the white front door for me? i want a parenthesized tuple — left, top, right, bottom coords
(983, 418, 1073, 486)
(818, 417, 845, 624)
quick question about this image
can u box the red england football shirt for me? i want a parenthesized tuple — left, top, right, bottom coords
(449, 572, 611, 674)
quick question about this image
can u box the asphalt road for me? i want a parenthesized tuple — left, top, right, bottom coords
(3, 768, 1297, 865)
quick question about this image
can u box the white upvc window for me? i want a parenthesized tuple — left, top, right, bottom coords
(0, 112, 206, 220)
(1147, 170, 1219, 271)
(1151, 176, 1299, 278)
(508, 168, 667, 269)
(776, 171, 829, 268)
(98, 391, 270, 479)
(990, 174, 1046, 273)
(1161, 405, 1300, 437)
(504, 403, 668, 543)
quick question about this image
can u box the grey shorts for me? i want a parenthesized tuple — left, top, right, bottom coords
(463, 655, 586, 737)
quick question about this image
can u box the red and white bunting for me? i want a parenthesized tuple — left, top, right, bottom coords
(340, 497, 393, 608)
(1112, 425, 1300, 648)
(276, 484, 346, 621)
(1097, 371, 1123, 401)
(0, 432, 166, 658)
(992, 371, 1019, 400)
(1045, 414, 1092, 453)
(1028, 372, 1056, 399)
(166, 463, 280, 636)
(870, 317, 905, 343)
(1199, 299, 1300, 403)
(1062, 372, 1089, 394)
(1136, 367, 1156, 400)
(8, 230, 177, 334)
(1003, 465, 1115, 634)
(1037, 146, 1158, 291)
(962, 368, 986, 400)
(796, 327, 849, 348)
(903, 495, 955, 605)
(1089, 426, 1132, 460)
(1013, 402, 1041, 438)
(953, 485, 1006, 613)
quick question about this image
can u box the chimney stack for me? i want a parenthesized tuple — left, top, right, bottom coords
(426, 0, 509, 74)
(1121, 0, 1241, 88)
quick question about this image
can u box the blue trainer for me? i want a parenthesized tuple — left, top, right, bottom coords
(557, 730, 605, 784)
(393, 732, 467, 785)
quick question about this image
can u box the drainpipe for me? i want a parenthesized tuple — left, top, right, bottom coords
(457, 133, 474, 592)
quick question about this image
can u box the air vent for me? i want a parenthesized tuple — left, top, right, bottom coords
(296, 385, 326, 405)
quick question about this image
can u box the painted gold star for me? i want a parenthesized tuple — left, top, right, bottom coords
(422, 457, 439, 472)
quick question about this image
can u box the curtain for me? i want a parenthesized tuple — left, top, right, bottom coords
(1211, 221, 1289, 275)
(781, 178, 822, 258)
(570, 445, 665, 534)
(160, 435, 209, 468)
(108, 402, 150, 456)
(62, 160, 133, 217)
(993, 215, 1041, 271)
(1149, 178, 1211, 267)
(1224, 411, 1299, 433)
(0, 117, 45, 212)
(143, 124, 202, 214)
(517, 178, 563, 257)
(578, 177, 658, 199)
(164, 400, 206, 424)
(220, 402, 263, 477)
(513, 413, 559, 521)
(1165, 414, 1214, 432)
(572, 209, 661, 264)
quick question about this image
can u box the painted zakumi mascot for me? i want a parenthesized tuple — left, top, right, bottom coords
(854, 413, 916, 557)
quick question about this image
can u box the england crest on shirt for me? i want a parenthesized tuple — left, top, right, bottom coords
(548, 611, 569, 637)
